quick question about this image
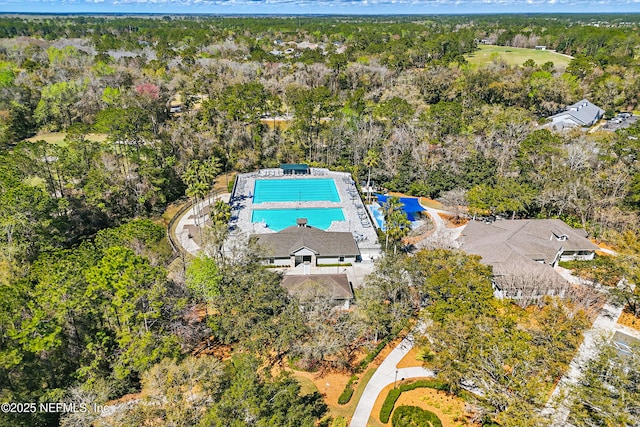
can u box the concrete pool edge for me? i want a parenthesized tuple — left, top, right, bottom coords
(229, 168, 381, 257)
(252, 177, 341, 204)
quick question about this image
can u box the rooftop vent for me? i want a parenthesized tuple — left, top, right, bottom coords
(297, 218, 308, 227)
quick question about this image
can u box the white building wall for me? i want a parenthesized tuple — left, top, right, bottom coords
(317, 256, 357, 265)
(560, 251, 596, 262)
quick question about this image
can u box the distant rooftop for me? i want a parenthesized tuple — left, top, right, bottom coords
(459, 219, 599, 293)
(461, 218, 598, 265)
(549, 99, 604, 127)
(280, 163, 310, 173)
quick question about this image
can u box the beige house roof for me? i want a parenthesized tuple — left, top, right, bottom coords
(460, 219, 598, 264)
(253, 225, 360, 258)
(281, 274, 354, 300)
(459, 219, 599, 292)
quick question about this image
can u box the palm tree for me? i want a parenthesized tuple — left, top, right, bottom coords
(182, 160, 201, 215)
(363, 149, 379, 204)
(202, 156, 221, 205)
(382, 196, 411, 254)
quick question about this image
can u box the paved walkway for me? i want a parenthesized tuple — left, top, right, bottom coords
(416, 206, 466, 250)
(546, 302, 640, 426)
(349, 334, 435, 427)
(174, 193, 230, 256)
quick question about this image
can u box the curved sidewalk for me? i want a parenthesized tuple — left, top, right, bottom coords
(172, 193, 230, 256)
(349, 335, 435, 427)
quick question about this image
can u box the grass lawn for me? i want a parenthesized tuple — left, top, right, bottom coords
(214, 172, 237, 194)
(296, 375, 321, 396)
(25, 132, 109, 147)
(618, 307, 640, 332)
(466, 45, 572, 69)
(419, 197, 444, 210)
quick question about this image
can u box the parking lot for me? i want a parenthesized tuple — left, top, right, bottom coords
(601, 112, 639, 131)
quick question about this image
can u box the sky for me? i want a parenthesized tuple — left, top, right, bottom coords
(1, 0, 640, 15)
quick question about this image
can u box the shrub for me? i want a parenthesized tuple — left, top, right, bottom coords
(227, 175, 236, 193)
(338, 386, 354, 404)
(331, 416, 348, 427)
(338, 375, 358, 404)
(399, 379, 448, 393)
(379, 388, 402, 423)
(391, 405, 443, 427)
(356, 336, 392, 373)
(380, 380, 449, 423)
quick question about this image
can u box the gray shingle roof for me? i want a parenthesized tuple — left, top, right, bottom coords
(253, 225, 360, 258)
(281, 274, 354, 300)
(459, 219, 599, 292)
(549, 99, 604, 126)
(461, 219, 598, 264)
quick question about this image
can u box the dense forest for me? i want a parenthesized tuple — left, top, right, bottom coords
(1, 14, 639, 426)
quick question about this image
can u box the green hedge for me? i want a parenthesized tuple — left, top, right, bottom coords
(337, 375, 358, 404)
(380, 380, 449, 423)
(391, 405, 443, 427)
(337, 386, 354, 404)
(330, 416, 348, 427)
(398, 379, 448, 393)
(356, 321, 410, 373)
(356, 336, 393, 373)
(380, 389, 402, 423)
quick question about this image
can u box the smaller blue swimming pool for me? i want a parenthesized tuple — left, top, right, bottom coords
(369, 203, 386, 230)
(252, 208, 345, 231)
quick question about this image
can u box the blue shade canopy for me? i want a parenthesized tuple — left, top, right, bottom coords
(375, 194, 425, 213)
(374, 194, 426, 222)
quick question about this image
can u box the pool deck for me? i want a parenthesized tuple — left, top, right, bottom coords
(230, 168, 381, 258)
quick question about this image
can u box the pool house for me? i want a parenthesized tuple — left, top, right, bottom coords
(253, 220, 360, 268)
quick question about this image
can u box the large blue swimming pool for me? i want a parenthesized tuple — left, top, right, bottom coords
(253, 178, 340, 203)
(252, 208, 345, 231)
